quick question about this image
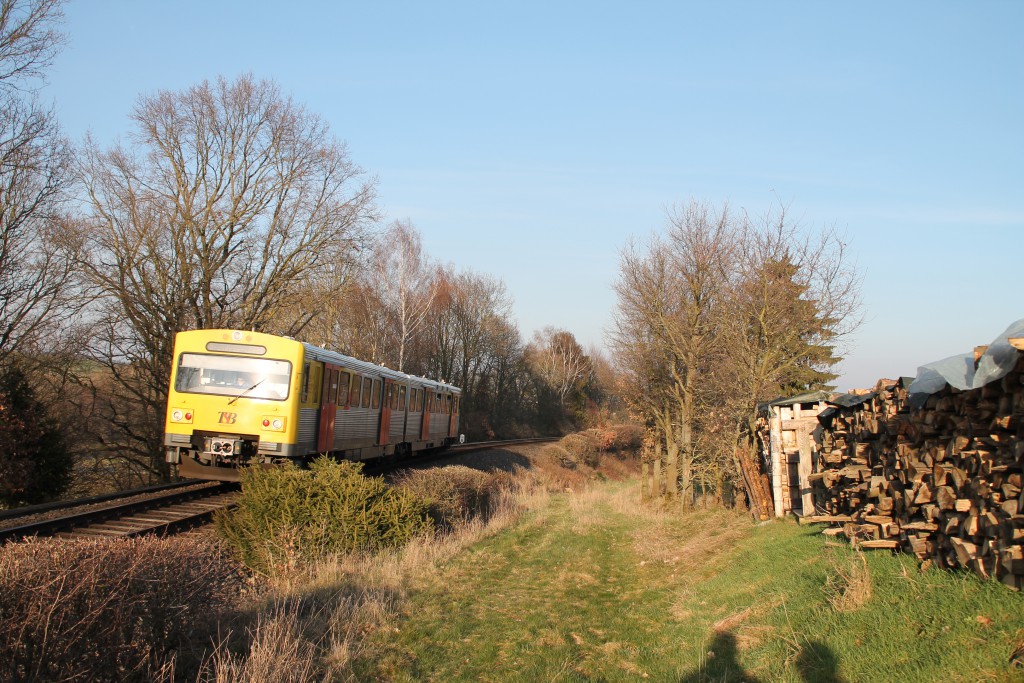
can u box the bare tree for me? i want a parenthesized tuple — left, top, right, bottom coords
(416, 267, 522, 436)
(525, 327, 591, 409)
(78, 75, 377, 481)
(0, 0, 65, 87)
(0, 0, 73, 365)
(278, 254, 365, 353)
(369, 219, 437, 372)
(610, 201, 735, 506)
(0, 97, 76, 363)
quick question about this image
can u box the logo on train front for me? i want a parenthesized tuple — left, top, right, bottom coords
(218, 412, 237, 424)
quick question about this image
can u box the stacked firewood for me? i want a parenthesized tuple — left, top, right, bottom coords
(804, 345, 1024, 589)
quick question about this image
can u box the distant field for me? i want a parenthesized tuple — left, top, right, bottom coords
(353, 479, 1024, 682)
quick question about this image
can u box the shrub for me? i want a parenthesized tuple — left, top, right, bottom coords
(394, 466, 514, 529)
(560, 433, 600, 468)
(0, 365, 72, 508)
(609, 423, 644, 452)
(216, 458, 433, 576)
(542, 443, 577, 469)
(0, 536, 246, 682)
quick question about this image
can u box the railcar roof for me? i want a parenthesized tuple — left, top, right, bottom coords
(301, 342, 460, 394)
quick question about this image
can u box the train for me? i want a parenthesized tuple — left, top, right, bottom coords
(163, 329, 463, 481)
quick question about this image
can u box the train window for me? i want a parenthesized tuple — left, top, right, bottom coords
(312, 366, 322, 403)
(174, 353, 291, 401)
(338, 371, 351, 407)
(349, 375, 361, 407)
(370, 379, 381, 409)
(361, 378, 371, 408)
(205, 342, 267, 355)
(412, 388, 421, 412)
(454, 396, 460, 415)
(328, 369, 339, 403)
(300, 362, 310, 403)
(399, 386, 407, 411)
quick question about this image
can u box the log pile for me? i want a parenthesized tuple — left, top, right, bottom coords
(803, 343, 1024, 589)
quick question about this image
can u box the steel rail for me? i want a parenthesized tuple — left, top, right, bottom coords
(0, 478, 206, 523)
(0, 438, 557, 541)
(0, 482, 239, 542)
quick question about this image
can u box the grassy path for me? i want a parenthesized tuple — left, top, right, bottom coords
(364, 486, 690, 680)
(356, 482, 1024, 682)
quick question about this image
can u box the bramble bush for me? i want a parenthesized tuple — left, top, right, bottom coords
(0, 536, 246, 682)
(394, 465, 515, 529)
(216, 458, 433, 576)
(560, 433, 597, 467)
(609, 423, 644, 452)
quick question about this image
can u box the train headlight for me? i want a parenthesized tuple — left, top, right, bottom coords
(170, 408, 193, 424)
(261, 416, 286, 432)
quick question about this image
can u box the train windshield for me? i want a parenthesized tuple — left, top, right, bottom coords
(174, 353, 292, 401)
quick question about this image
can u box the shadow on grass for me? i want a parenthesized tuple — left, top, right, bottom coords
(678, 632, 845, 683)
(437, 447, 534, 473)
(795, 639, 846, 683)
(679, 631, 762, 683)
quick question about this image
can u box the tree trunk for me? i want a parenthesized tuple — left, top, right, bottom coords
(679, 447, 693, 509)
(641, 458, 651, 501)
(652, 441, 664, 498)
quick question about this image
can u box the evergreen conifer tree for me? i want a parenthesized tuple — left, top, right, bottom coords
(0, 365, 71, 507)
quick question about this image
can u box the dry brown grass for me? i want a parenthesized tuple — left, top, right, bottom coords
(633, 504, 752, 574)
(0, 535, 250, 682)
(3, 440, 633, 682)
(823, 547, 873, 612)
(198, 471, 552, 681)
(195, 608, 322, 683)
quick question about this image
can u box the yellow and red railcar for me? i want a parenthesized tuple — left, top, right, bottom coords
(163, 329, 462, 481)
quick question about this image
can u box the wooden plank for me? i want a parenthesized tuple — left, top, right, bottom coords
(799, 514, 852, 524)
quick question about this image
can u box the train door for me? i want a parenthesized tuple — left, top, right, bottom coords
(378, 379, 393, 445)
(419, 387, 431, 440)
(448, 393, 460, 438)
(318, 364, 340, 452)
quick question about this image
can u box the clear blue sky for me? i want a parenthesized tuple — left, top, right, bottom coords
(46, 1, 1023, 391)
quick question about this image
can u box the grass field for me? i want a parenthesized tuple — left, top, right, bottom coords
(6, 443, 1023, 682)
(351, 480, 1024, 682)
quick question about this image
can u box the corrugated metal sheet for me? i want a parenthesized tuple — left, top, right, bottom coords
(297, 408, 318, 452)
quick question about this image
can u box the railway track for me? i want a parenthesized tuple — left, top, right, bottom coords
(0, 438, 555, 543)
(446, 437, 557, 454)
(365, 436, 558, 474)
(0, 481, 239, 543)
